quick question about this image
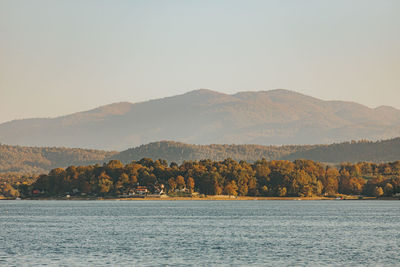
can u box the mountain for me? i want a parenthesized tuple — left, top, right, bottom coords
(1, 89, 400, 150)
(0, 144, 117, 174)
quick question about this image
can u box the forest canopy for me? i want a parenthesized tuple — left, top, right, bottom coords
(8, 158, 400, 199)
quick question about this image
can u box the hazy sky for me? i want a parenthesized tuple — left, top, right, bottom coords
(1, 0, 399, 123)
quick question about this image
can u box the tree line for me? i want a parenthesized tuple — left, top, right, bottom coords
(283, 138, 400, 163)
(114, 141, 315, 165)
(4, 158, 400, 198)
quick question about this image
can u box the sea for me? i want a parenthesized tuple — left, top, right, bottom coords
(0, 200, 399, 266)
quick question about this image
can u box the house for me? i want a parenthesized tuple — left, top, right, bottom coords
(135, 186, 148, 195)
(32, 189, 40, 195)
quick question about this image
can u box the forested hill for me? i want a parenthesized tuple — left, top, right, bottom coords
(2, 138, 400, 174)
(282, 138, 400, 163)
(0, 144, 117, 174)
(110, 138, 400, 164)
(110, 141, 317, 164)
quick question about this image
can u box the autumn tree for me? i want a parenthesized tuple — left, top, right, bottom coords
(1, 184, 20, 198)
(384, 183, 393, 196)
(176, 175, 186, 190)
(168, 177, 177, 192)
(98, 172, 113, 195)
(187, 177, 195, 193)
(224, 181, 238, 196)
(278, 187, 287, 197)
(373, 186, 384, 197)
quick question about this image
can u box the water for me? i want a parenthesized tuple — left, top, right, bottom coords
(0, 200, 399, 266)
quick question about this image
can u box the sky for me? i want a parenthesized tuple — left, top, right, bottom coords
(1, 0, 399, 123)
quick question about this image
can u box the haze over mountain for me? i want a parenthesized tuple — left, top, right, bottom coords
(1, 89, 400, 150)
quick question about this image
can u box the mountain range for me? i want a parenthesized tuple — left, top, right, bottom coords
(1, 89, 400, 150)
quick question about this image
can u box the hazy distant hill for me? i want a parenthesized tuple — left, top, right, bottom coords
(282, 138, 400, 163)
(2, 138, 400, 174)
(0, 144, 116, 174)
(1, 89, 400, 150)
(110, 138, 400, 165)
(110, 141, 317, 164)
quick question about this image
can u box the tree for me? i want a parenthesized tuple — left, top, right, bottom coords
(187, 177, 195, 193)
(261, 185, 269, 196)
(168, 178, 177, 192)
(115, 173, 129, 194)
(1, 184, 20, 198)
(324, 167, 339, 195)
(176, 175, 186, 190)
(224, 181, 238, 196)
(106, 160, 124, 169)
(247, 177, 258, 196)
(278, 187, 287, 197)
(98, 172, 113, 194)
(349, 177, 365, 195)
(214, 183, 223, 195)
(21, 156, 400, 199)
(384, 183, 393, 196)
(237, 179, 248, 196)
(373, 186, 384, 197)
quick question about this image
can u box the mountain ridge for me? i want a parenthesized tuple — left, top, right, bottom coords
(1, 89, 400, 150)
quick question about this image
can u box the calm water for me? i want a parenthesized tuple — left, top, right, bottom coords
(0, 200, 399, 266)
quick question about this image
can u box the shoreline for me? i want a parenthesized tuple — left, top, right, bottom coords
(2, 196, 396, 201)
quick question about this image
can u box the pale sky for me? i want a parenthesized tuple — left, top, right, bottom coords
(1, 0, 399, 123)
